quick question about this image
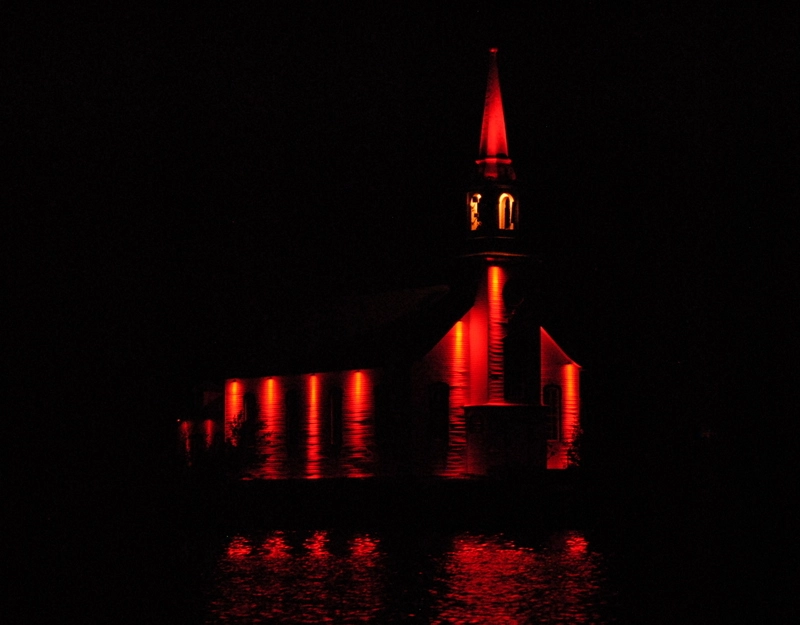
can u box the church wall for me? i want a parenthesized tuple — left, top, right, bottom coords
(486, 264, 509, 403)
(224, 369, 381, 479)
(408, 263, 512, 477)
(222, 324, 581, 478)
(411, 316, 472, 477)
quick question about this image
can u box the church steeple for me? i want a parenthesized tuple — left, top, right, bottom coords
(465, 48, 523, 258)
(477, 48, 515, 182)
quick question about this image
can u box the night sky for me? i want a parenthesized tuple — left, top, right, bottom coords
(7, 4, 796, 617)
(11, 6, 793, 427)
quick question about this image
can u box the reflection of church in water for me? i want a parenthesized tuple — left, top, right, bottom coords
(222, 50, 580, 479)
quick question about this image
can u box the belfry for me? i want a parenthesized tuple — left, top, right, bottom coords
(467, 48, 520, 251)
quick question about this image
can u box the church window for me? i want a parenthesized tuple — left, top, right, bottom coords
(498, 193, 516, 230)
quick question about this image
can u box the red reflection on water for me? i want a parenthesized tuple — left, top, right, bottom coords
(225, 536, 252, 562)
(260, 532, 291, 563)
(208, 530, 609, 624)
(343, 370, 376, 477)
(303, 530, 329, 560)
(209, 531, 384, 623)
(351, 534, 379, 559)
(432, 531, 604, 624)
(435, 534, 538, 623)
(566, 532, 589, 558)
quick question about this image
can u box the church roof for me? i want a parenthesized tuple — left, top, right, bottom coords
(476, 48, 515, 181)
(479, 48, 510, 160)
(540, 327, 581, 368)
(221, 282, 475, 378)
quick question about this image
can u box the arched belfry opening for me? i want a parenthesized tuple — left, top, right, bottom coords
(498, 192, 516, 230)
(469, 193, 482, 231)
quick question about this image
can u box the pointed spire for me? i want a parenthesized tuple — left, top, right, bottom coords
(477, 48, 515, 181)
(479, 48, 509, 158)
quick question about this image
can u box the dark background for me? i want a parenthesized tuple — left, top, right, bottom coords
(7, 4, 796, 621)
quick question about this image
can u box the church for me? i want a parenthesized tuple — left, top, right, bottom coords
(222, 50, 580, 480)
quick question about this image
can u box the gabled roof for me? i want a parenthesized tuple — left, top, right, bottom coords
(221, 282, 476, 378)
(540, 327, 581, 368)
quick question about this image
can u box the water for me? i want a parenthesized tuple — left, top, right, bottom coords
(175, 420, 761, 623)
(176, 419, 619, 621)
(202, 528, 618, 624)
(178, 420, 620, 621)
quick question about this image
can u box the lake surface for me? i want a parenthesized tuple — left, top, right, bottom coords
(178, 420, 620, 622)
(175, 419, 761, 623)
(201, 527, 618, 624)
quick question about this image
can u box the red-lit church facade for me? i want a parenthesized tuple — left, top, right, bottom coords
(224, 50, 580, 479)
